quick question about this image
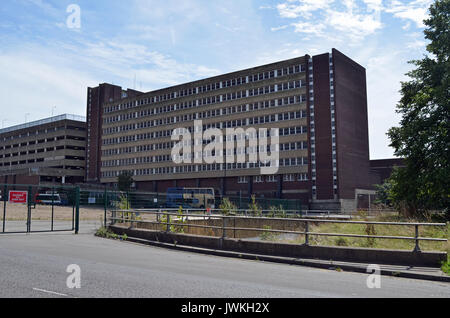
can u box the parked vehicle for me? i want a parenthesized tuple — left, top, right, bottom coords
(166, 188, 215, 209)
(34, 193, 68, 206)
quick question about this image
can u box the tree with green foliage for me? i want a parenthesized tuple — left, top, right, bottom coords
(374, 181, 393, 208)
(117, 171, 134, 192)
(386, 0, 449, 217)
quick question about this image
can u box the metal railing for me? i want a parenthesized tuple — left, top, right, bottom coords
(107, 209, 448, 252)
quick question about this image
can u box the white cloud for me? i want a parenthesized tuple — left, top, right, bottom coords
(385, 0, 432, 27)
(0, 40, 221, 125)
(276, 0, 333, 19)
(325, 9, 383, 40)
(276, 0, 383, 41)
(291, 21, 326, 36)
(363, 0, 384, 12)
(271, 25, 289, 32)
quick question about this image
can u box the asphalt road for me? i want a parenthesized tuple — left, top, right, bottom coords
(0, 225, 449, 298)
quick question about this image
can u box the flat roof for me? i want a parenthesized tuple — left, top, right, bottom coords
(0, 114, 86, 135)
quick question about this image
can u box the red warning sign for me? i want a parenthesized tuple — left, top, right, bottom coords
(8, 191, 28, 204)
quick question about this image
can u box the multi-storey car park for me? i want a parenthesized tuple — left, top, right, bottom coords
(87, 49, 374, 210)
(0, 114, 87, 185)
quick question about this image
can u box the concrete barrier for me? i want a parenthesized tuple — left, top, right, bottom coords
(110, 225, 447, 267)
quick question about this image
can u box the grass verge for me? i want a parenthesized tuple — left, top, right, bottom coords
(274, 215, 449, 253)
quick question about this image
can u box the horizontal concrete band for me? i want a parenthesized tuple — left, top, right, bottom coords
(110, 225, 447, 268)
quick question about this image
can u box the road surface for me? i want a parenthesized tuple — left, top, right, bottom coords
(0, 225, 448, 298)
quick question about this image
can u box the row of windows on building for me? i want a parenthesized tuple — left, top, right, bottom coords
(102, 124, 308, 150)
(1, 125, 85, 144)
(0, 156, 86, 168)
(103, 94, 307, 136)
(102, 139, 309, 158)
(238, 173, 309, 184)
(0, 137, 86, 154)
(103, 79, 307, 126)
(101, 157, 309, 178)
(104, 64, 307, 115)
(102, 143, 309, 166)
(106, 112, 307, 143)
(0, 145, 85, 161)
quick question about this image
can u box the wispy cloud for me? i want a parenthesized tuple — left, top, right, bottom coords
(276, 0, 332, 19)
(385, 0, 433, 27)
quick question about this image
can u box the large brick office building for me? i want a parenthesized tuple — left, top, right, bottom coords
(87, 49, 373, 210)
(0, 114, 87, 185)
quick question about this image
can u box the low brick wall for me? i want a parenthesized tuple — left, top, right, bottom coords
(110, 225, 447, 267)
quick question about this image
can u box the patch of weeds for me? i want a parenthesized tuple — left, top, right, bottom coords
(95, 227, 127, 241)
(442, 257, 450, 275)
(335, 237, 349, 246)
(260, 225, 277, 241)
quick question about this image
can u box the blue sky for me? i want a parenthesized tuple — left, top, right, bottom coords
(0, 0, 434, 159)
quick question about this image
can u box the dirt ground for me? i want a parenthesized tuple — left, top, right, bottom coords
(0, 202, 105, 221)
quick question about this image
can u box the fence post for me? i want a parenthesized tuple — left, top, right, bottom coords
(104, 189, 107, 227)
(166, 213, 170, 233)
(51, 186, 55, 231)
(222, 216, 226, 239)
(27, 186, 32, 233)
(2, 184, 7, 233)
(414, 225, 421, 252)
(75, 186, 80, 234)
(304, 220, 309, 246)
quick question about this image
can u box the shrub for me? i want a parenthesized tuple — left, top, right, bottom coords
(220, 198, 237, 216)
(269, 205, 286, 218)
(249, 195, 262, 217)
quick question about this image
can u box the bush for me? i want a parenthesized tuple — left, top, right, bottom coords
(159, 207, 186, 233)
(269, 205, 286, 218)
(249, 195, 262, 216)
(220, 198, 237, 216)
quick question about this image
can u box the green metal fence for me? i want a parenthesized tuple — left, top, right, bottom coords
(78, 188, 305, 212)
(0, 183, 79, 234)
(219, 195, 305, 211)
